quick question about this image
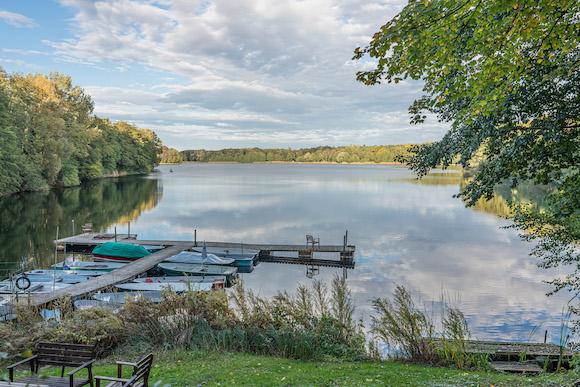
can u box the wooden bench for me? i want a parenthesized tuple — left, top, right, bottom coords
(94, 353, 154, 387)
(7, 342, 95, 387)
(306, 235, 320, 248)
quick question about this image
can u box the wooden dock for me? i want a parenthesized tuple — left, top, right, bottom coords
(13, 233, 355, 307)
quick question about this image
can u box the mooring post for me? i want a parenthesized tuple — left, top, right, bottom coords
(194, 230, 197, 246)
(544, 330, 548, 343)
(128, 221, 131, 239)
(115, 226, 117, 242)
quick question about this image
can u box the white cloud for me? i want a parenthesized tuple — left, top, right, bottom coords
(45, 0, 449, 149)
(0, 10, 38, 28)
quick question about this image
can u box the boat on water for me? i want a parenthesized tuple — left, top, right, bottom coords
(1, 274, 90, 285)
(93, 291, 164, 304)
(0, 281, 72, 294)
(52, 261, 126, 272)
(115, 282, 213, 292)
(190, 246, 259, 267)
(26, 269, 109, 277)
(73, 299, 118, 310)
(133, 275, 226, 288)
(92, 242, 153, 263)
(157, 262, 238, 286)
(164, 251, 235, 266)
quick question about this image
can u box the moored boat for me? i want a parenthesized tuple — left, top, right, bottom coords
(93, 291, 164, 304)
(52, 261, 126, 272)
(190, 246, 259, 267)
(92, 242, 152, 263)
(115, 282, 213, 292)
(0, 281, 72, 294)
(133, 275, 226, 288)
(73, 299, 118, 310)
(157, 262, 238, 286)
(26, 269, 109, 277)
(164, 251, 235, 266)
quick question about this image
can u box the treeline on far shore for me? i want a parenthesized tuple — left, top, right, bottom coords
(160, 144, 415, 164)
(0, 68, 162, 196)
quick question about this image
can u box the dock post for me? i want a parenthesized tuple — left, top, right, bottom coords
(194, 230, 197, 246)
(128, 222, 131, 239)
(115, 227, 117, 242)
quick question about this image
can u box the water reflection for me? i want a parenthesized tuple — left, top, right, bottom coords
(0, 176, 161, 275)
(118, 163, 571, 344)
(0, 162, 571, 345)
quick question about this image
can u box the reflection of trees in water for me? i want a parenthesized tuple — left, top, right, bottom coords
(0, 176, 161, 276)
(465, 176, 550, 217)
(402, 168, 549, 217)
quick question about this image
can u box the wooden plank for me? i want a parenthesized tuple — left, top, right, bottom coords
(490, 361, 543, 373)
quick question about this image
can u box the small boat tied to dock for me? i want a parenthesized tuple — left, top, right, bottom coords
(0, 232, 355, 316)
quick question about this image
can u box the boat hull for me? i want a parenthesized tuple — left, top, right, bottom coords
(157, 263, 238, 286)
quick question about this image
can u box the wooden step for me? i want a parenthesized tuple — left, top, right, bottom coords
(489, 361, 543, 374)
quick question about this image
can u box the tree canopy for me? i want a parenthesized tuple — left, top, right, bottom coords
(354, 0, 579, 300)
(0, 68, 162, 195)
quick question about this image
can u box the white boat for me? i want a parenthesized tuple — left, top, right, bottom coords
(133, 275, 226, 284)
(115, 282, 213, 292)
(164, 251, 235, 266)
(26, 269, 109, 277)
(52, 261, 126, 272)
(0, 281, 72, 294)
(92, 291, 164, 304)
(8, 274, 91, 284)
(74, 299, 118, 310)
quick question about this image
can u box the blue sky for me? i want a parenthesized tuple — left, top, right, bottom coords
(0, 0, 448, 151)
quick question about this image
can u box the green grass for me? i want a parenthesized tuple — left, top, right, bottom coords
(54, 349, 579, 387)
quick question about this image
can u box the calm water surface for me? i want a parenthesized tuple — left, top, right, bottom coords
(0, 163, 573, 343)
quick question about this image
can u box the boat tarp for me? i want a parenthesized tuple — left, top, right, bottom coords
(92, 242, 152, 258)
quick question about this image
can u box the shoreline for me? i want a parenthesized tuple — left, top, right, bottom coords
(160, 161, 406, 165)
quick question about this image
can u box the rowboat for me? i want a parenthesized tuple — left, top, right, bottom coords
(26, 269, 109, 277)
(93, 291, 165, 304)
(157, 262, 238, 286)
(52, 261, 126, 272)
(115, 282, 213, 292)
(133, 275, 226, 287)
(92, 242, 152, 263)
(190, 247, 259, 267)
(73, 299, 118, 310)
(1, 274, 89, 285)
(164, 251, 235, 266)
(0, 281, 72, 294)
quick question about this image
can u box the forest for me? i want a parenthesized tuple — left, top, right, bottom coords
(172, 144, 414, 164)
(0, 68, 162, 196)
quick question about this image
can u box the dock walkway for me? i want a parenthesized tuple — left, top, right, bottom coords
(22, 234, 355, 307)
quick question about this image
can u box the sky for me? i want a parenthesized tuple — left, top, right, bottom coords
(0, 0, 449, 151)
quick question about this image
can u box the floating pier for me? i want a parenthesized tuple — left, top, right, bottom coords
(16, 233, 355, 308)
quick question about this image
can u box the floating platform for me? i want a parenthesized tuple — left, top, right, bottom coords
(12, 234, 356, 308)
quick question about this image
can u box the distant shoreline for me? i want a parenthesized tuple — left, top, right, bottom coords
(160, 161, 406, 165)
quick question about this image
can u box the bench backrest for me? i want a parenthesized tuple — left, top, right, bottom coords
(36, 342, 95, 369)
(125, 353, 154, 387)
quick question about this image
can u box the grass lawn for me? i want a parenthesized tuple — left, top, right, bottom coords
(74, 349, 580, 387)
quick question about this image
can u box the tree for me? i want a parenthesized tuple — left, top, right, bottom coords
(354, 0, 580, 303)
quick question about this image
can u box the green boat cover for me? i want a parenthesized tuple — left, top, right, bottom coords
(92, 242, 152, 258)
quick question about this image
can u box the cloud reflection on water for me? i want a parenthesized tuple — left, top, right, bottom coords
(127, 163, 573, 343)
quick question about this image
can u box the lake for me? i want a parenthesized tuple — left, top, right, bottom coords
(0, 163, 573, 344)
